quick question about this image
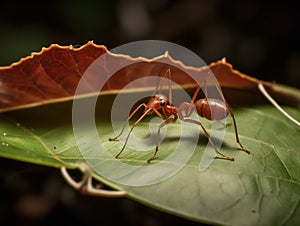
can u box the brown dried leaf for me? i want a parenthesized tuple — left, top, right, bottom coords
(0, 41, 278, 112)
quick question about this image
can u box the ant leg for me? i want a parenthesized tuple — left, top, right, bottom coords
(214, 85, 250, 154)
(204, 80, 208, 100)
(115, 107, 153, 158)
(216, 121, 232, 130)
(187, 86, 202, 116)
(178, 86, 201, 119)
(147, 116, 177, 163)
(182, 118, 234, 161)
(203, 80, 229, 131)
(204, 80, 226, 131)
(226, 109, 250, 154)
(109, 103, 147, 141)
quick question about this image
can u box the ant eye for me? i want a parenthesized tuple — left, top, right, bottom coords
(160, 101, 165, 106)
(152, 96, 155, 98)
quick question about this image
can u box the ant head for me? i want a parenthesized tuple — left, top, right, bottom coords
(151, 94, 169, 105)
(151, 94, 169, 106)
(146, 94, 169, 113)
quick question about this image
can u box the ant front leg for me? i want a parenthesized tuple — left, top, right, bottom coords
(113, 106, 154, 159)
(111, 104, 171, 161)
(109, 103, 151, 159)
(109, 103, 148, 141)
(147, 115, 177, 163)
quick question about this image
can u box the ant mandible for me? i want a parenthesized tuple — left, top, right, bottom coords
(109, 69, 250, 163)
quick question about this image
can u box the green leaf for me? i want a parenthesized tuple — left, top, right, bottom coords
(0, 87, 299, 226)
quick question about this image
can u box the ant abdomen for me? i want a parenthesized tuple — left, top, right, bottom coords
(195, 98, 228, 121)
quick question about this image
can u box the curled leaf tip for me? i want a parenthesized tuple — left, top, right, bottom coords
(221, 57, 227, 63)
(164, 51, 169, 58)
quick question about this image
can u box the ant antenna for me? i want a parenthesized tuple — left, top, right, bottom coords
(152, 68, 166, 96)
(151, 68, 173, 105)
(165, 69, 172, 105)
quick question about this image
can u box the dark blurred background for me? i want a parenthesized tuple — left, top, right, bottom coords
(0, 0, 299, 87)
(0, 0, 299, 225)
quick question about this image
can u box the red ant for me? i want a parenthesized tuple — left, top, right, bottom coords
(109, 69, 250, 163)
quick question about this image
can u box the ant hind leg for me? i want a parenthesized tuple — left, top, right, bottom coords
(182, 118, 235, 161)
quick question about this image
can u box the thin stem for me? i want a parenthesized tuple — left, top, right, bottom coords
(60, 165, 126, 197)
(258, 83, 300, 127)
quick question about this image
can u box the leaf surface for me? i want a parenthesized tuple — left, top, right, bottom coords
(0, 89, 299, 225)
(0, 42, 299, 225)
